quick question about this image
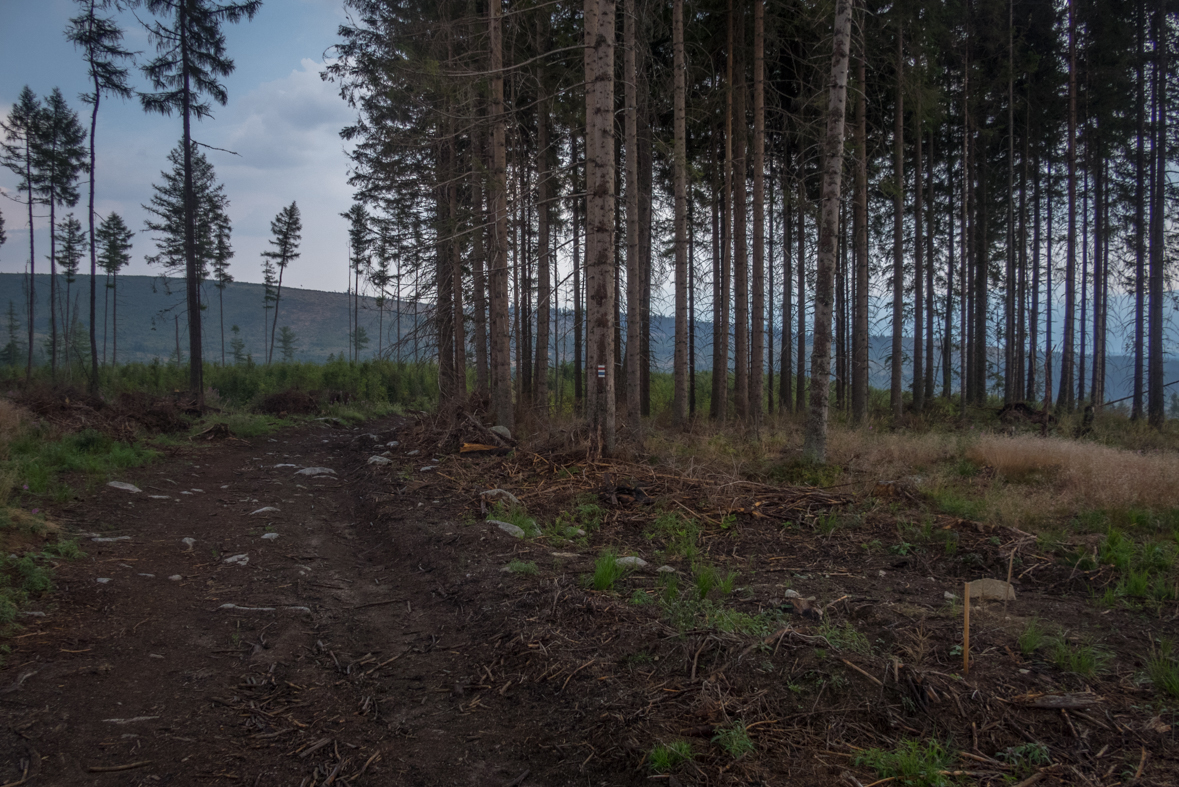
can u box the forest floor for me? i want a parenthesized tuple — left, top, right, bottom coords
(1, 406, 1177, 786)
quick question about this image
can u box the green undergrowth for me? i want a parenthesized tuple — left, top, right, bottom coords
(0, 538, 85, 659)
(853, 739, 958, 787)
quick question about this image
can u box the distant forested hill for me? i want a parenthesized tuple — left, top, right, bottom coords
(0, 272, 1169, 403)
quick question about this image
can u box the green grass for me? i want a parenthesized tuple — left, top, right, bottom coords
(506, 560, 538, 576)
(1018, 618, 1048, 656)
(647, 512, 700, 561)
(592, 549, 626, 591)
(489, 501, 539, 537)
(1049, 636, 1110, 679)
(997, 742, 1051, 776)
(818, 620, 872, 656)
(713, 721, 755, 758)
(1146, 639, 1179, 698)
(854, 739, 958, 787)
(647, 741, 693, 773)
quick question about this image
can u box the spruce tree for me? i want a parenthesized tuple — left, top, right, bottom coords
(140, 0, 261, 403)
(211, 217, 233, 365)
(96, 212, 133, 365)
(55, 215, 86, 364)
(143, 142, 228, 282)
(262, 201, 301, 365)
(278, 326, 297, 363)
(34, 88, 89, 378)
(67, 0, 135, 390)
(0, 88, 42, 380)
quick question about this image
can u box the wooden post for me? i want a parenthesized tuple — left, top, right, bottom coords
(963, 582, 971, 677)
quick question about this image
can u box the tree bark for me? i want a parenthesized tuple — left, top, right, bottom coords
(1148, 0, 1166, 428)
(852, 50, 868, 423)
(624, 0, 641, 437)
(890, 28, 904, 421)
(488, 0, 513, 430)
(672, 0, 689, 426)
(535, 14, 552, 414)
(1058, 0, 1077, 412)
(803, 0, 853, 462)
(751, 0, 766, 425)
(585, 0, 617, 453)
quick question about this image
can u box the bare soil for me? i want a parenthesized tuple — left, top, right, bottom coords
(1, 414, 1176, 786)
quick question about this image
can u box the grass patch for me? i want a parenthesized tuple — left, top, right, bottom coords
(1146, 639, 1179, 698)
(854, 739, 958, 787)
(592, 548, 626, 591)
(712, 721, 755, 758)
(818, 620, 872, 656)
(997, 742, 1051, 776)
(647, 741, 693, 773)
(646, 512, 700, 561)
(489, 501, 539, 538)
(1018, 618, 1048, 656)
(505, 560, 538, 576)
(767, 459, 842, 487)
(1049, 636, 1110, 679)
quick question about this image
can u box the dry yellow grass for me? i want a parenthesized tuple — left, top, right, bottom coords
(967, 434, 1179, 511)
(824, 427, 962, 482)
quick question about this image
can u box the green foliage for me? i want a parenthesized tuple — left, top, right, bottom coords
(712, 721, 755, 758)
(1049, 636, 1110, 678)
(854, 739, 958, 787)
(929, 489, 985, 521)
(817, 620, 872, 656)
(592, 549, 625, 591)
(506, 560, 538, 576)
(489, 501, 538, 537)
(997, 742, 1051, 776)
(647, 741, 693, 773)
(647, 512, 700, 560)
(1146, 640, 1179, 698)
(1018, 618, 1047, 655)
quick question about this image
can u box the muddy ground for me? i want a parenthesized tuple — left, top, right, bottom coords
(1, 414, 1176, 786)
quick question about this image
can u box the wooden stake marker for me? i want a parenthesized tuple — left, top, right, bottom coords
(963, 582, 971, 677)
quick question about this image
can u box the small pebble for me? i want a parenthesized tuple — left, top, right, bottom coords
(169, 575, 183, 581)
(261, 533, 279, 540)
(96, 578, 112, 584)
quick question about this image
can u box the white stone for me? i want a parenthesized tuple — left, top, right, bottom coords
(406, 449, 420, 456)
(420, 466, 438, 472)
(615, 556, 647, 568)
(261, 532, 279, 540)
(367, 456, 393, 466)
(489, 425, 512, 441)
(386, 441, 399, 447)
(107, 481, 141, 493)
(181, 537, 196, 549)
(657, 565, 677, 574)
(550, 552, 580, 558)
(223, 554, 249, 566)
(250, 507, 280, 516)
(782, 589, 802, 599)
(294, 467, 336, 476)
(168, 575, 182, 581)
(149, 495, 171, 500)
(944, 591, 958, 601)
(489, 520, 525, 538)
(96, 578, 111, 584)
(91, 536, 131, 543)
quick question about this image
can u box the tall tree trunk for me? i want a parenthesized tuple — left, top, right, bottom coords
(852, 51, 868, 423)
(1092, 155, 1105, 408)
(1028, 156, 1041, 401)
(913, 93, 925, 413)
(796, 185, 806, 415)
(1148, 0, 1166, 428)
(711, 135, 725, 419)
(1058, 0, 1078, 412)
(672, 0, 689, 426)
(88, 73, 100, 391)
(489, 0, 513, 429)
(573, 134, 584, 410)
(925, 127, 936, 402)
(732, 1, 749, 420)
(1004, 0, 1016, 404)
(890, 28, 904, 421)
(750, 0, 766, 425)
(781, 153, 793, 413)
(624, 0, 641, 436)
(585, 0, 617, 453)
(803, 0, 853, 461)
(436, 141, 456, 399)
(472, 130, 489, 397)
(943, 137, 954, 400)
(1133, 0, 1146, 421)
(534, 16, 552, 414)
(180, 6, 204, 405)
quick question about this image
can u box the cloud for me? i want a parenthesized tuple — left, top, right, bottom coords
(220, 59, 353, 172)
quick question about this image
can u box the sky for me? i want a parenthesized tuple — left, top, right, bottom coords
(0, 0, 358, 294)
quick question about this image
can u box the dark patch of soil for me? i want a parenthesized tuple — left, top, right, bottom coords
(256, 389, 319, 417)
(0, 413, 1176, 786)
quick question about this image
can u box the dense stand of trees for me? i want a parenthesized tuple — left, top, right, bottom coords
(325, 0, 1178, 451)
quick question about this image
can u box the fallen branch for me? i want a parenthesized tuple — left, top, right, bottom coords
(86, 761, 152, 773)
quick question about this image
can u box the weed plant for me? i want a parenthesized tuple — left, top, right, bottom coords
(1146, 640, 1179, 698)
(489, 502, 539, 537)
(592, 549, 625, 591)
(647, 741, 693, 772)
(1018, 619, 1048, 656)
(818, 620, 872, 656)
(853, 739, 957, 787)
(1049, 636, 1110, 679)
(506, 560, 538, 576)
(997, 742, 1051, 776)
(712, 721, 755, 758)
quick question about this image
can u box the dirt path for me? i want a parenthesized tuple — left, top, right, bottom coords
(0, 417, 609, 786)
(3, 416, 1177, 787)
